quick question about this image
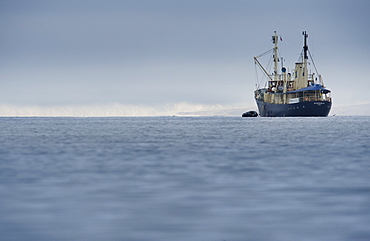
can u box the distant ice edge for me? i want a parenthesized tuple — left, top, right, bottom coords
(1, 102, 369, 117)
(0, 103, 250, 117)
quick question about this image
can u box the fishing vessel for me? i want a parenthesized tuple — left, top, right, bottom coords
(254, 31, 332, 117)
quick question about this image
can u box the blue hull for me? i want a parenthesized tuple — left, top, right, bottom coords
(256, 100, 332, 117)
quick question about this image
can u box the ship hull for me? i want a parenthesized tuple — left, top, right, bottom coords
(256, 100, 332, 117)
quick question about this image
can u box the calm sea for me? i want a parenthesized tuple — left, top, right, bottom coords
(0, 116, 369, 241)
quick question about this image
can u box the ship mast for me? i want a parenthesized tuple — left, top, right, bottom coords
(272, 31, 279, 81)
(303, 31, 308, 86)
(294, 31, 310, 89)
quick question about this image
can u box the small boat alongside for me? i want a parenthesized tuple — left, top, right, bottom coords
(242, 110, 258, 117)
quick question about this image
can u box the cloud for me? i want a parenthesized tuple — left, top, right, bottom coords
(1, 0, 370, 108)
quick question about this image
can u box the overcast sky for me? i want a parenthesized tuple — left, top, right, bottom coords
(1, 0, 370, 113)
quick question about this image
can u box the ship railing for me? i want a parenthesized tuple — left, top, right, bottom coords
(269, 74, 316, 81)
(303, 96, 318, 102)
(302, 96, 330, 102)
(268, 74, 291, 81)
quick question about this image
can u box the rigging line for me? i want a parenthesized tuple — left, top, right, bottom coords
(254, 49, 274, 88)
(254, 60, 260, 89)
(297, 49, 304, 63)
(266, 55, 273, 76)
(308, 49, 319, 75)
(264, 57, 273, 87)
(255, 48, 273, 58)
(255, 59, 272, 81)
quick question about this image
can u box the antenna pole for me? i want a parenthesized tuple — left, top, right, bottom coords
(303, 31, 309, 85)
(303, 31, 308, 60)
(273, 31, 279, 81)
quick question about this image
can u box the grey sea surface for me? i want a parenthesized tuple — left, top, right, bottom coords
(0, 116, 369, 241)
